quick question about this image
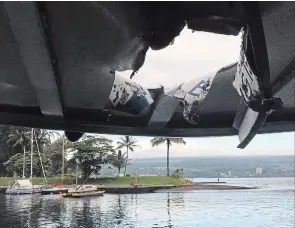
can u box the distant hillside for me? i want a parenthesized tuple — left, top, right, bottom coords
(100, 156, 294, 178)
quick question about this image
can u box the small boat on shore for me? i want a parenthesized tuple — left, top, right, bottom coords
(68, 184, 97, 193)
(6, 180, 40, 195)
(61, 190, 105, 198)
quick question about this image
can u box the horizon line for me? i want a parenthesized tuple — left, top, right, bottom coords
(130, 154, 295, 159)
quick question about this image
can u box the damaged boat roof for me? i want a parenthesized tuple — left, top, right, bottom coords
(0, 2, 294, 148)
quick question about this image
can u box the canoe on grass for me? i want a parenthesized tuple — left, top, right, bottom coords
(41, 188, 69, 195)
(61, 190, 105, 198)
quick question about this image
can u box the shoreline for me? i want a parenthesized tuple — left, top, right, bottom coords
(0, 183, 258, 195)
(99, 183, 258, 194)
(0, 175, 260, 194)
(154, 184, 257, 193)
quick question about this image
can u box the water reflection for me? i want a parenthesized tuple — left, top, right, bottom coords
(171, 193, 185, 208)
(62, 195, 132, 228)
(77, 200, 96, 227)
(131, 194, 138, 223)
(167, 193, 172, 228)
(0, 179, 294, 228)
(113, 195, 125, 225)
(2, 193, 185, 228)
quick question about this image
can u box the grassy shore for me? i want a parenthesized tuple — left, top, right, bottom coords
(0, 176, 73, 186)
(0, 176, 191, 186)
(96, 176, 192, 186)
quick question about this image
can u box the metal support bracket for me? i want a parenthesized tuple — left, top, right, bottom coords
(232, 2, 283, 149)
(147, 94, 179, 129)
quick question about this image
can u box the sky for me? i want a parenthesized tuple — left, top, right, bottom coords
(103, 133, 294, 159)
(119, 27, 241, 88)
(105, 27, 294, 158)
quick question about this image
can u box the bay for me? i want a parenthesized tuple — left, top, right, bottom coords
(0, 178, 294, 228)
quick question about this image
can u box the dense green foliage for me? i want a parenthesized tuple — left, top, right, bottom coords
(171, 168, 184, 179)
(43, 136, 71, 176)
(68, 135, 114, 180)
(0, 126, 52, 177)
(0, 125, 122, 180)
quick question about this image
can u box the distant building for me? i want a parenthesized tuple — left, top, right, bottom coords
(256, 167, 263, 175)
(219, 172, 227, 177)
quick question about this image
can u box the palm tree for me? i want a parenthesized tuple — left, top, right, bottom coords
(52, 131, 68, 181)
(150, 138, 186, 176)
(108, 150, 130, 175)
(7, 128, 30, 178)
(117, 136, 140, 176)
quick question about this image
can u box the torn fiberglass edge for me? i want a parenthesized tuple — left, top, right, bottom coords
(103, 70, 219, 126)
(105, 74, 154, 115)
(233, 48, 261, 105)
(166, 71, 218, 125)
(232, 29, 263, 112)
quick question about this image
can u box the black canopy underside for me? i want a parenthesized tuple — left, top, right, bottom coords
(0, 2, 294, 147)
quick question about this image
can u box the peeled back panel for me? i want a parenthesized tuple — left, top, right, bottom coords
(200, 64, 241, 115)
(44, 2, 148, 110)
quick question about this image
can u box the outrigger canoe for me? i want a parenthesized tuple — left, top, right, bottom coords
(61, 190, 105, 198)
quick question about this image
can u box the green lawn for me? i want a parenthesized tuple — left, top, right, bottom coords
(0, 175, 191, 187)
(94, 176, 191, 186)
(0, 176, 74, 186)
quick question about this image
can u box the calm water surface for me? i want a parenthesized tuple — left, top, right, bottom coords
(0, 178, 294, 228)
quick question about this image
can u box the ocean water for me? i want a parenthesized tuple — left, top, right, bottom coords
(0, 178, 294, 228)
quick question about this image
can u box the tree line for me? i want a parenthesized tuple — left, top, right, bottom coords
(0, 125, 186, 180)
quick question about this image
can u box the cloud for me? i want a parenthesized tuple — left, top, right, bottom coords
(119, 27, 241, 88)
